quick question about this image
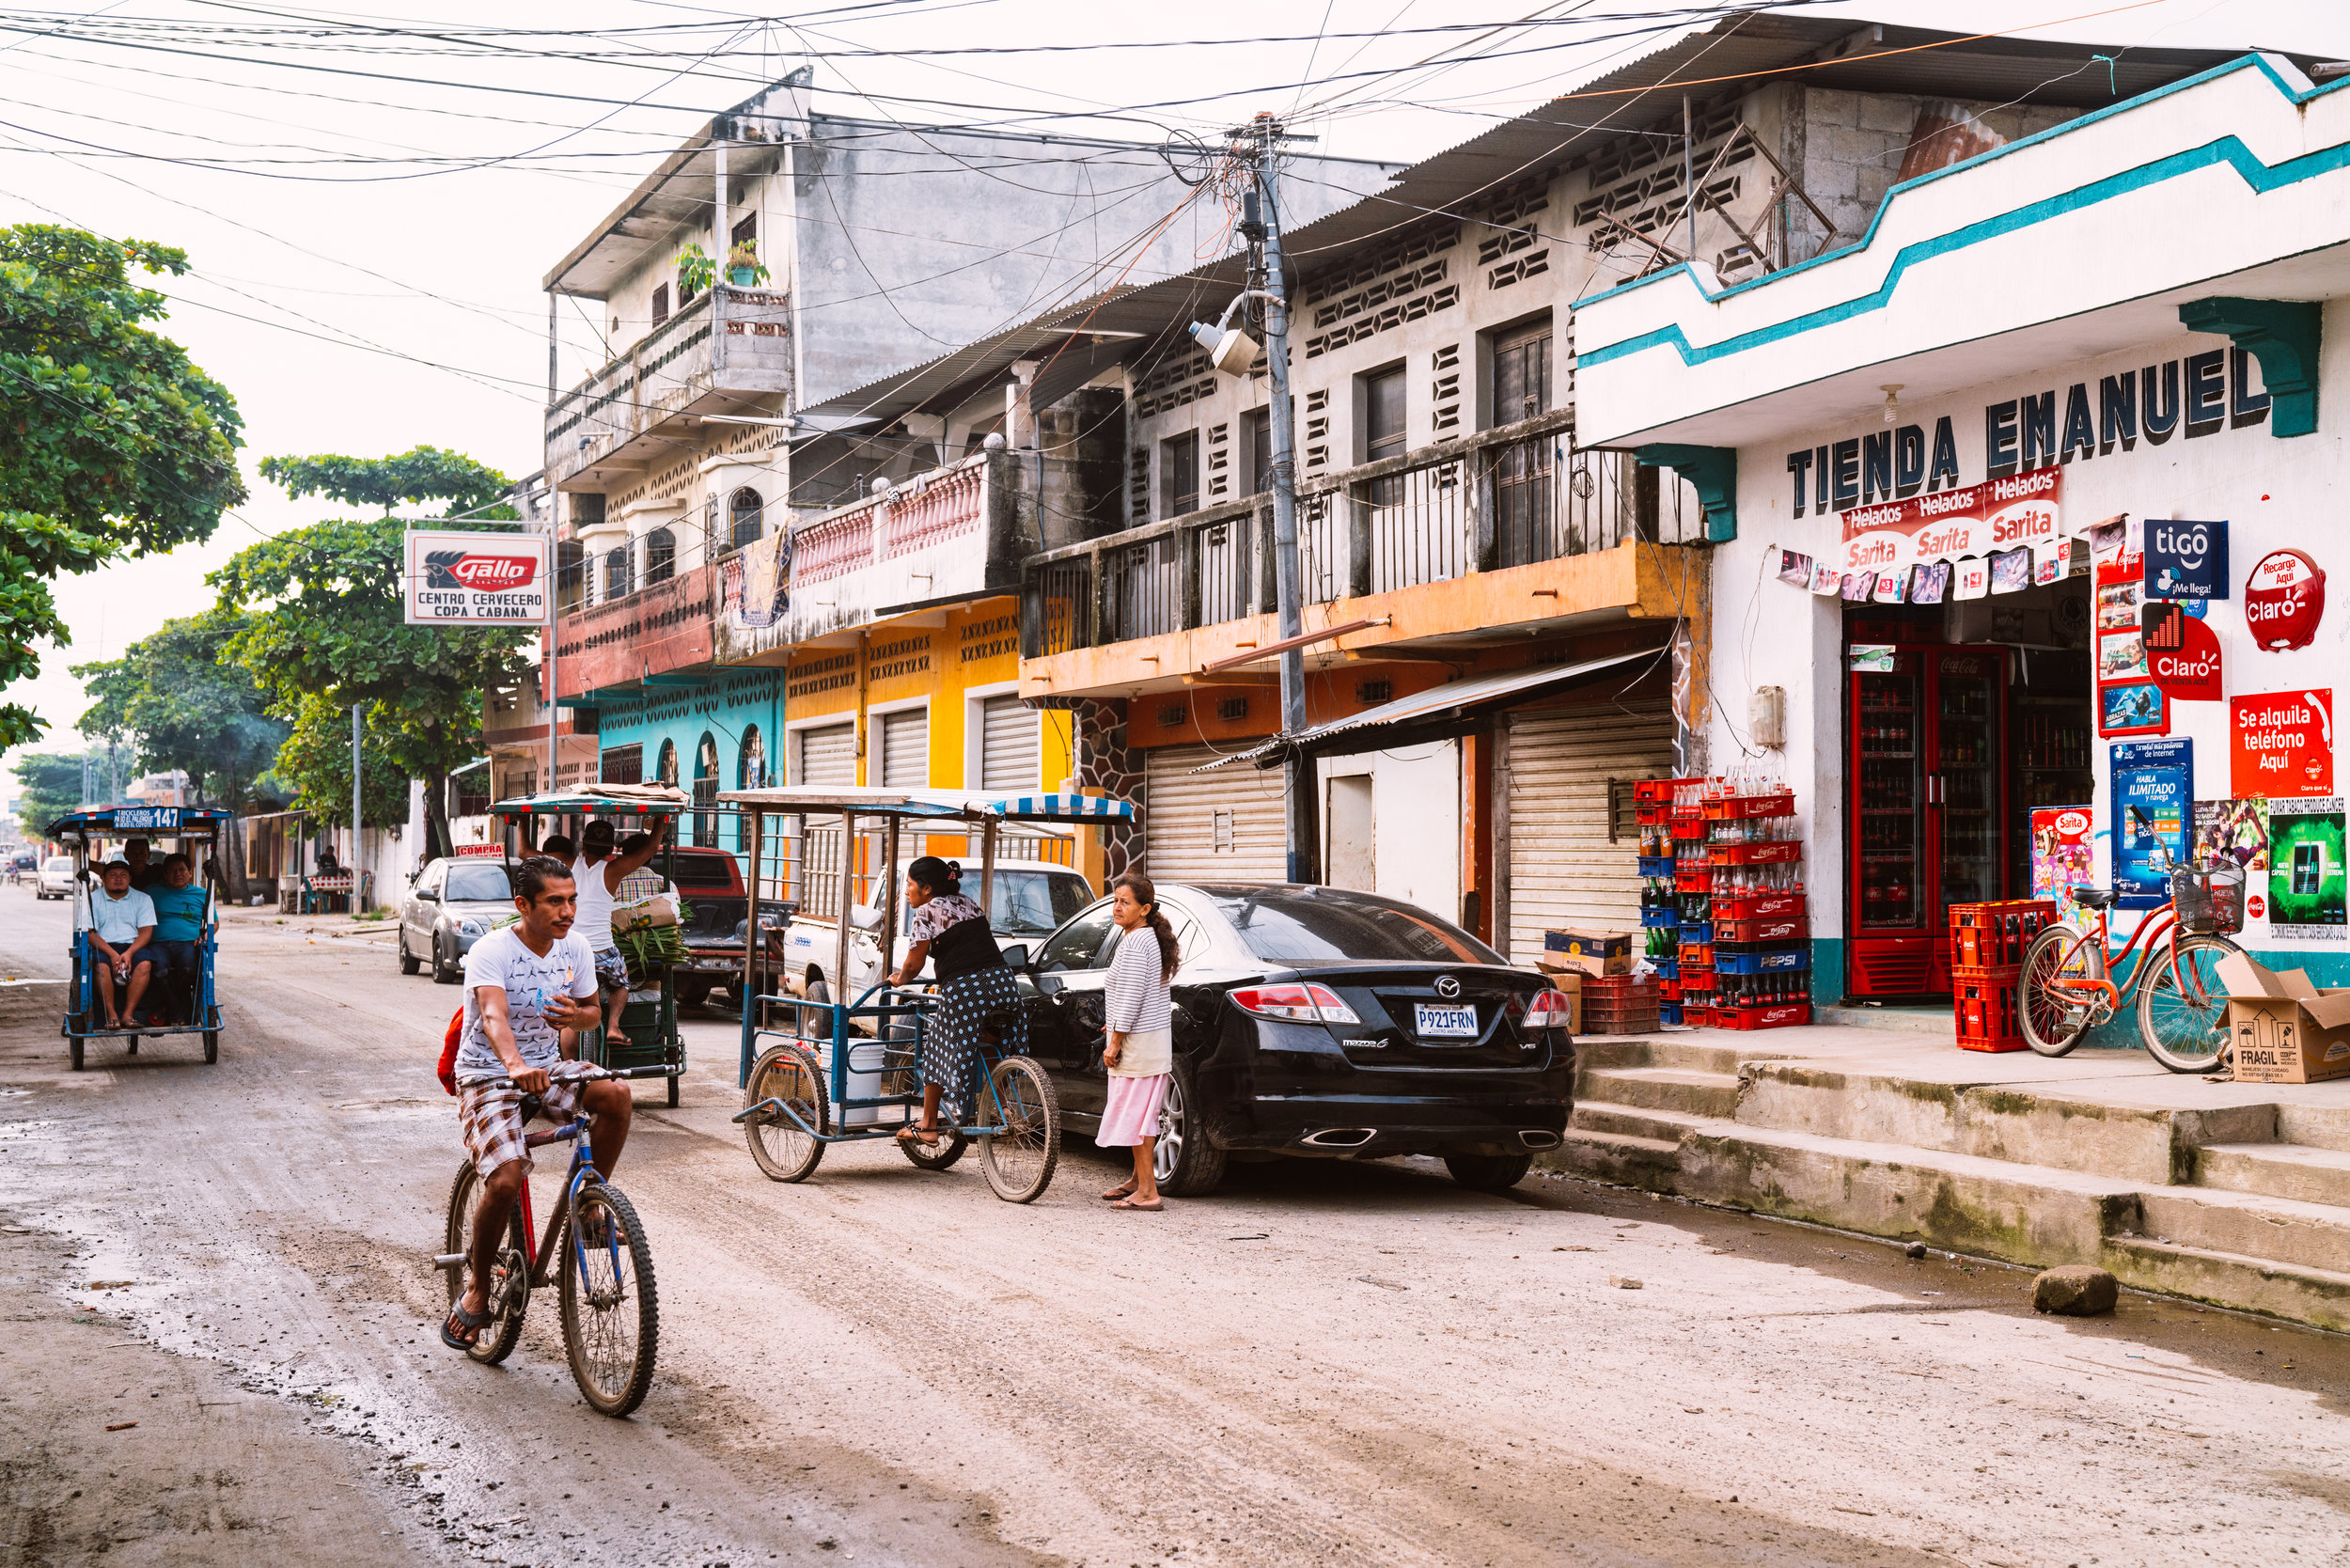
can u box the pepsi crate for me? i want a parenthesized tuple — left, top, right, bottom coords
(1640, 907, 1682, 929)
(1716, 945, 1811, 976)
(1637, 855, 1676, 877)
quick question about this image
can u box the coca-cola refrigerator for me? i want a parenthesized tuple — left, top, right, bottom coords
(1847, 646, 2011, 996)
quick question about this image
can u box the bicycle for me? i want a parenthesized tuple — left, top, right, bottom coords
(2017, 855, 2247, 1073)
(435, 1064, 675, 1416)
(739, 982, 1059, 1203)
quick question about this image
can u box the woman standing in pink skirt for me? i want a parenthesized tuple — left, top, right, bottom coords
(1099, 870, 1179, 1212)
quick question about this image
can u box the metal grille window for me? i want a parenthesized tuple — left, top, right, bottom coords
(693, 732, 719, 848)
(603, 546, 631, 602)
(878, 709, 928, 788)
(1490, 319, 1552, 426)
(643, 526, 676, 586)
(740, 725, 768, 790)
(1160, 431, 1198, 518)
(729, 487, 763, 551)
(600, 744, 644, 786)
(1490, 320, 1556, 567)
(650, 282, 670, 328)
(656, 740, 679, 788)
(555, 541, 585, 613)
(1365, 365, 1408, 463)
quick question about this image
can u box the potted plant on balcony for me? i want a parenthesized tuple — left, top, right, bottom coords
(674, 242, 715, 301)
(726, 240, 769, 288)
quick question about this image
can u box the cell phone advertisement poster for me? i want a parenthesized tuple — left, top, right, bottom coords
(2269, 799, 2347, 941)
(2111, 738, 2191, 910)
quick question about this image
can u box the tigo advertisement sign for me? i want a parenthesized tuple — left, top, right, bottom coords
(2112, 738, 2191, 910)
(2142, 519, 2228, 600)
(2233, 690, 2335, 798)
(404, 530, 551, 626)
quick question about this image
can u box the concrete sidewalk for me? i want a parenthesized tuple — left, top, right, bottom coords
(1553, 1017, 2350, 1330)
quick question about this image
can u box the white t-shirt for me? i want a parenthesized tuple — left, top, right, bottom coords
(571, 855, 620, 952)
(454, 926, 598, 1083)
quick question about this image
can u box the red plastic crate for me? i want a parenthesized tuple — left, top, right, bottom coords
(1716, 890, 1807, 921)
(1716, 1002, 1813, 1031)
(1954, 975, 2028, 1053)
(1712, 839, 1803, 865)
(1704, 792, 1796, 822)
(1949, 900, 2058, 969)
(1637, 777, 1707, 803)
(1683, 1003, 1715, 1027)
(1659, 979, 1683, 1001)
(1674, 867, 1714, 892)
(1677, 941, 1714, 969)
(1719, 916, 1809, 945)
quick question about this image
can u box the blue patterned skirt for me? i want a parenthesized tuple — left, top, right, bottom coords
(923, 964, 1027, 1103)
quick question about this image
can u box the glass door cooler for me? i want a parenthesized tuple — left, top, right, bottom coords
(1846, 646, 2011, 996)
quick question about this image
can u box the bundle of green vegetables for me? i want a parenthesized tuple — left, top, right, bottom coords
(612, 893, 694, 984)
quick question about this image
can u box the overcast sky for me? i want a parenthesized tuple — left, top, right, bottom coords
(4, 0, 2344, 793)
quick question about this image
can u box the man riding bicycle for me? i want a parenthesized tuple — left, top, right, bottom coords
(443, 854, 637, 1352)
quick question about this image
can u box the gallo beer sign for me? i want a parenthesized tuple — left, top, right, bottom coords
(2232, 688, 2335, 798)
(403, 530, 551, 626)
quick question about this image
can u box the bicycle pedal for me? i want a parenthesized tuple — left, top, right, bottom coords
(431, 1251, 466, 1270)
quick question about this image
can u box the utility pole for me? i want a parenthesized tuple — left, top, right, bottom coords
(351, 702, 363, 891)
(1245, 112, 1317, 886)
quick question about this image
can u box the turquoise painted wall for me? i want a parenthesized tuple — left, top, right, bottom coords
(593, 666, 785, 859)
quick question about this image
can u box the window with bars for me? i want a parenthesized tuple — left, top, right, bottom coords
(1490, 317, 1553, 427)
(729, 487, 763, 551)
(1365, 364, 1408, 463)
(650, 282, 670, 328)
(1160, 430, 1199, 518)
(644, 526, 676, 586)
(1244, 407, 1272, 496)
(556, 541, 585, 613)
(692, 732, 720, 848)
(603, 546, 631, 602)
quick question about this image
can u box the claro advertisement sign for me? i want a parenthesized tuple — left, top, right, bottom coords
(403, 530, 551, 626)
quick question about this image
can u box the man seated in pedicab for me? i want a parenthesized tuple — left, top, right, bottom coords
(123, 838, 166, 890)
(85, 860, 160, 1029)
(147, 854, 214, 1025)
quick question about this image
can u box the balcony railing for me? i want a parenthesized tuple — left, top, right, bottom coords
(1022, 410, 1702, 657)
(544, 284, 793, 487)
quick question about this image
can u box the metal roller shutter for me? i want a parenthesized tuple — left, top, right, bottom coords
(979, 694, 1041, 791)
(1144, 744, 1287, 885)
(879, 708, 929, 788)
(1502, 700, 1673, 969)
(793, 721, 856, 787)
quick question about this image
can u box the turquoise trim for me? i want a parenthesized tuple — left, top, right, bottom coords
(1811, 937, 1844, 1005)
(2177, 296, 2323, 435)
(1634, 443, 1737, 541)
(1578, 53, 2350, 371)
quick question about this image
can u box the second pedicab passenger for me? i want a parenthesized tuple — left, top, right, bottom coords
(887, 856, 1026, 1148)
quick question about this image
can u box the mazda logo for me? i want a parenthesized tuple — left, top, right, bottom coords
(1434, 975, 1462, 998)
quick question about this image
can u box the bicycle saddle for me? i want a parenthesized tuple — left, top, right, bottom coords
(2071, 886, 2120, 910)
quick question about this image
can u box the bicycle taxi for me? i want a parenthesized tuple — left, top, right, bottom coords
(489, 787, 690, 1105)
(52, 805, 232, 1071)
(721, 786, 1134, 1203)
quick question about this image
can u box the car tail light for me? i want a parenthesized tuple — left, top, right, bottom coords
(1524, 990, 1575, 1030)
(1229, 982, 1362, 1026)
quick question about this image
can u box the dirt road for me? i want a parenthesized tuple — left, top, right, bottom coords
(2, 888, 2345, 1567)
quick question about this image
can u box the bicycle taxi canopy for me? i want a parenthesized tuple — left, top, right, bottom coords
(48, 805, 236, 1071)
(717, 786, 1136, 1201)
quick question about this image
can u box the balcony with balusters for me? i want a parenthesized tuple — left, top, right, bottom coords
(1018, 409, 1706, 698)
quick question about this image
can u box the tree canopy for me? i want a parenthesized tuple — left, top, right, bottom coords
(10, 747, 102, 839)
(255, 445, 506, 518)
(72, 608, 287, 809)
(270, 693, 410, 830)
(0, 225, 245, 746)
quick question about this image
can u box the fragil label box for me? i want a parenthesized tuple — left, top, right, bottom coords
(2215, 952, 2350, 1084)
(1541, 929, 1634, 977)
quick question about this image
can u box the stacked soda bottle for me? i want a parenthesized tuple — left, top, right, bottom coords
(1705, 763, 1810, 1030)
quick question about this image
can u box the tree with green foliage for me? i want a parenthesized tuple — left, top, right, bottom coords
(9, 746, 106, 842)
(212, 447, 526, 862)
(71, 608, 289, 893)
(271, 693, 411, 830)
(0, 225, 245, 747)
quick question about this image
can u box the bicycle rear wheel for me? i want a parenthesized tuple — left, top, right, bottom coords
(744, 1042, 827, 1183)
(446, 1162, 528, 1365)
(560, 1182, 658, 1418)
(978, 1055, 1059, 1203)
(2138, 933, 2239, 1074)
(2019, 926, 2102, 1057)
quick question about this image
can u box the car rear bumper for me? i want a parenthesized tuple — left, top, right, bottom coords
(1212, 1087, 1572, 1159)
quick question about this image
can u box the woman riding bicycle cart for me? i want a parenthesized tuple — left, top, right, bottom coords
(721, 786, 1133, 1203)
(51, 805, 231, 1071)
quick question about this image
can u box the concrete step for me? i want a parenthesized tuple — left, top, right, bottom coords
(2195, 1140, 2350, 1208)
(1578, 1065, 1741, 1119)
(1814, 1004, 1957, 1036)
(2104, 1236, 2350, 1328)
(2136, 1185, 2350, 1278)
(1573, 1036, 1750, 1077)
(2276, 1105, 2350, 1154)
(1571, 1100, 1706, 1142)
(1543, 1128, 1681, 1189)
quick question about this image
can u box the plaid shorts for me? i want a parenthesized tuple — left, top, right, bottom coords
(457, 1059, 599, 1178)
(592, 947, 630, 993)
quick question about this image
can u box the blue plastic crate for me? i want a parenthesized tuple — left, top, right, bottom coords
(1640, 907, 1681, 929)
(1652, 959, 1679, 980)
(1678, 921, 1714, 946)
(1716, 946, 1811, 976)
(1637, 855, 1676, 877)
(1658, 1002, 1684, 1027)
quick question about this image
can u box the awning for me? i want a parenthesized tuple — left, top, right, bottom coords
(719, 786, 1135, 823)
(1193, 644, 1668, 772)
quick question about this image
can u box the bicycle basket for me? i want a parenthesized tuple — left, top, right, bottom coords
(2172, 863, 2246, 935)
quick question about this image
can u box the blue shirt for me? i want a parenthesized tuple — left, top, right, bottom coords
(149, 884, 212, 943)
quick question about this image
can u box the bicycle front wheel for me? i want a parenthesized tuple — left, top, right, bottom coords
(446, 1162, 528, 1366)
(2019, 926, 2103, 1057)
(2138, 933, 2240, 1074)
(978, 1055, 1059, 1204)
(560, 1182, 658, 1418)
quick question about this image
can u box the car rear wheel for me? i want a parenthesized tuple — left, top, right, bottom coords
(1152, 1054, 1226, 1198)
(1444, 1152, 1533, 1192)
(431, 934, 460, 985)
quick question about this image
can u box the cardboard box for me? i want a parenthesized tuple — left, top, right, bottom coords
(1543, 929, 1633, 977)
(1528, 969, 1582, 1033)
(2216, 953, 2350, 1084)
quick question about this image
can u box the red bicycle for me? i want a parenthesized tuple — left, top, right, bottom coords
(2017, 855, 2246, 1073)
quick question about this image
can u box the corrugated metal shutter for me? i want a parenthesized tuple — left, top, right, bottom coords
(979, 694, 1040, 791)
(793, 722, 856, 787)
(879, 708, 928, 788)
(1503, 700, 1673, 969)
(1144, 744, 1287, 885)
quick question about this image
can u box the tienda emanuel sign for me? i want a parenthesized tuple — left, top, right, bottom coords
(1837, 468, 2060, 576)
(2232, 688, 2335, 798)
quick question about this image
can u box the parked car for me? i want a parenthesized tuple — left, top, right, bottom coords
(398, 856, 516, 982)
(36, 855, 75, 900)
(654, 845, 752, 1011)
(781, 855, 1095, 1005)
(1008, 883, 1575, 1198)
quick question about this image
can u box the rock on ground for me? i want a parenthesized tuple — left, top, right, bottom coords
(2033, 1264, 2119, 1316)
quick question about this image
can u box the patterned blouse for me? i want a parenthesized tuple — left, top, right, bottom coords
(907, 892, 986, 945)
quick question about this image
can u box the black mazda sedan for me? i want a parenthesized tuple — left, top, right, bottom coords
(1003, 884, 1576, 1197)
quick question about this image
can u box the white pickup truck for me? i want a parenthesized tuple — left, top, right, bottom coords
(779, 855, 1097, 1005)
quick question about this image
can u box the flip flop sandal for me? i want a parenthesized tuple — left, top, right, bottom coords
(1109, 1198, 1165, 1212)
(1101, 1182, 1138, 1201)
(894, 1124, 940, 1147)
(440, 1301, 493, 1351)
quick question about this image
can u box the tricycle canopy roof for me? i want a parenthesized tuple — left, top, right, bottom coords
(491, 786, 690, 820)
(47, 806, 232, 839)
(716, 786, 1134, 823)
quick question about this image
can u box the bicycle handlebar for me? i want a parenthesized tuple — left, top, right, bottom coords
(468, 1064, 680, 1090)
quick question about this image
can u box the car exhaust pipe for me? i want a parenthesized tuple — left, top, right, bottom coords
(1300, 1126, 1378, 1149)
(1518, 1129, 1562, 1151)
